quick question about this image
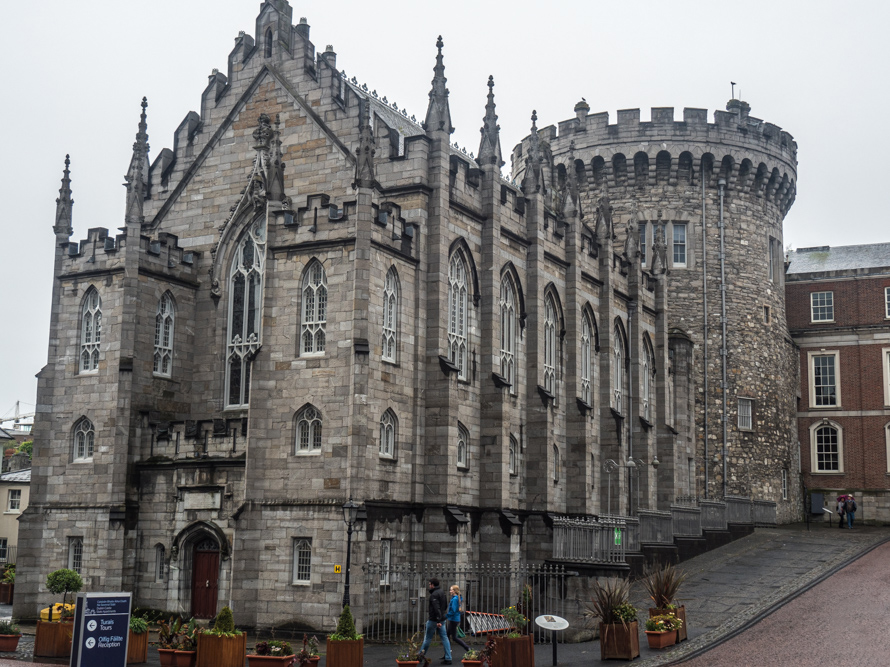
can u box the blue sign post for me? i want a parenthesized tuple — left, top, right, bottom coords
(70, 592, 132, 667)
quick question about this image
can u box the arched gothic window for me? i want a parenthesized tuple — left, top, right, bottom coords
(509, 435, 518, 475)
(293, 538, 312, 584)
(382, 267, 399, 362)
(500, 276, 517, 392)
(379, 410, 397, 459)
(448, 253, 469, 379)
(581, 312, 594, 405)
(552, 444, 560, 482)
(73, 418, 94, 461)
(301, 261, 327, 356)
(457, 423, 469, 469)
(155, 544, 166, 582)
(544, 294, 557, 394)
(264, 28, 273, 58)
(643, 337, 655, 421)
(226, 218, 266, 407)
(613, 326, 625, 412)
(154, 293, 175, 377)
(80, 288, 102, 373)
(295, 406, 322, 454)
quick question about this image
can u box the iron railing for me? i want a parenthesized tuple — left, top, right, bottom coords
(725, 495, 753, 524)
(623, 516, 641, 553)
(552, 516, 626, 564)
(670, 505, 702, 537)
(753, 500, 777, 527)
(362, 562, 567, 645)
(699, 500, 728, 531)
(638, 510, 673, 545)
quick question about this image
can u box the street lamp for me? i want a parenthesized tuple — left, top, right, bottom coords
(341, 497, 359, 608)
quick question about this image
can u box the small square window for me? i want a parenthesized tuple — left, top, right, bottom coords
(763, 305, 771, 325)
(738, 398, 754, 431)
(811, 291, 834, 322)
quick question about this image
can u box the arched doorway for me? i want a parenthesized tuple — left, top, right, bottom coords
(190, 537, 220, 619)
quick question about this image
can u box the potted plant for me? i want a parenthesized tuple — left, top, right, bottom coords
(0, 565, 15, 604)
(462, 636, 497, 666)
(249, 639, 295, 666)
(34, 568, 82, 658)
(326, 604, 364, 667)
(491, 605, 533, 667)
(195, 606, 246, 667)
(157, 617, 184, 667)
(127, 616, 150, 664)
(583, 577, 640, 661)
(176, 618, 199, 667)
(395, 631, 429, 666)
(642, 564, 688, 642)
(295, 634, 321, 666)
(644, 614, 682, 650)
(0, 619, 22, 652)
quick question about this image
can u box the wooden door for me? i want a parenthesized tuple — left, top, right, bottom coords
(191, 540, 220, 619)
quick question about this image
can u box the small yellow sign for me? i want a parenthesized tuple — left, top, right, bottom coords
(334, 565, 342, 574)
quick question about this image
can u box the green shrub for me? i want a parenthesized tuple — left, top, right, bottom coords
(329, 605, 361, 641)
(205, 606, 241, 637)
(46, 569, 83, 605)
(0, 619, 20, 635)
(129, 616, 149, 634)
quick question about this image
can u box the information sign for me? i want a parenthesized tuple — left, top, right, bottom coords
(70, 592, 132, 667)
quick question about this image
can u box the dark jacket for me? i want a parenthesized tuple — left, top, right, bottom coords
(428, 585, 448, 622)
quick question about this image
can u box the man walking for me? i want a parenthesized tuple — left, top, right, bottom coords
(418, 578, 452, 665)
(845, 494, 857, 529)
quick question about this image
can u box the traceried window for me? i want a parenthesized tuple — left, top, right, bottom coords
(811, 353, 839, 407)
(380, 539, 392, 585)
(500, 276, 517, 392)
(810, 291, 834, 322)
(293, 538, 312, 584)
(543, 294, 557, 395)
(155, 545, 166, 582)
(301, 261, 328, 356)
(80, 288, 102, 373)
(382, 267, 399, 363)
(580, 313, 593, 406)
(509, 435, 518, 476)
(68, 537, 83, 574)
(226, 218, 266, 407)
(672, 223, 687, 267)
(448, 253, 469, 379)
(73, 418, 94, 461)
(154, 293, 175, 377)
(814, 424, 840, 472)
(738, 398, 754, 430)
(457, 423, 469, 469)
(613, 327, 624, 412)
(379, 410, 396, 459)
(295, 406, 322, 454)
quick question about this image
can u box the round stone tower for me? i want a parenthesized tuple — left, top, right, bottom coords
(512, 100, 800, 520)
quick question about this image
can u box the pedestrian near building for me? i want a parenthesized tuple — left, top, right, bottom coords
(837, 496, 846, 529)
(418, 578, 452, 665)
(446, 585, 471, 655)
(845, 495, 857, 529)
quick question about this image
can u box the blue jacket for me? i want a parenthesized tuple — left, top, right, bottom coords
(446, 594, 462, 622)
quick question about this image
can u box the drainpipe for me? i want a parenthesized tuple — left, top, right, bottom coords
(718, 178, 728, 499)
(628, 300, 637, 513)
(702, 174, 709, 499)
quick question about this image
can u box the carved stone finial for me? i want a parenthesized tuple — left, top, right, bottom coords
(522, 110, 544, 193)
(54, 154, 74, 236)
(477, 75, 503, 168)
(624, 203, 640, 263)
(354, 99, 377, 188)
(595, 196, 613, 246)
(423, 35, 454, 135)
(125, 97, 150, 225)
(651, 222, 668, 275)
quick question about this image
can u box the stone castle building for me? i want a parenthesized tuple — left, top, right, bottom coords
(16, 0, 799, 628)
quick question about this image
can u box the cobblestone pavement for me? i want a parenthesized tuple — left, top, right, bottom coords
(1, 523, 886, 666)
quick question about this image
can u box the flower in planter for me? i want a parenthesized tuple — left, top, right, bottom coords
(295, 634, 320, 662)
(253, 639, 293, 656)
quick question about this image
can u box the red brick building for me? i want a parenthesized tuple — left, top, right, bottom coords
(787, 243, 890, 521)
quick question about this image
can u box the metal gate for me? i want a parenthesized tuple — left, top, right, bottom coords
(362, 562, 567, 645)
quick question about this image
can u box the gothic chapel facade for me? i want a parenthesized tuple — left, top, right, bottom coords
(17, 1, 798, 628)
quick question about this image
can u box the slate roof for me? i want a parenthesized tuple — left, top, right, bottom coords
(786, 242, 890, 274)
(0, 469, 30, 483)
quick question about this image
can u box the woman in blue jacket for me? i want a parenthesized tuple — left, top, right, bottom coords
(446, 585, 471, 653)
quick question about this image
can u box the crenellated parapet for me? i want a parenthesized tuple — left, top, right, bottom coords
(513, 100, 797, 217)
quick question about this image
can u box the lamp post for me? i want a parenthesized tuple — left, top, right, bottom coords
(341, 497, 359, 608)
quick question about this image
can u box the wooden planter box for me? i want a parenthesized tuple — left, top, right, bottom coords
(326, 637, 364, 667)
(196, 632, 247, 667)
(34, 620, 73, 658)
(599, 621, 640, 661)
(127, 630, 149, 663)
(491, 634, 534, 667)
(645, 630, 676, 649)
(247, 655, 296, 666)
(0, 583, 14, 604)
(0, 634, 21, 652)
(648, 606, 687, 642)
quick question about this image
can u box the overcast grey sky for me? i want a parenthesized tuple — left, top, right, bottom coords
(1, 0, 887, 420)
